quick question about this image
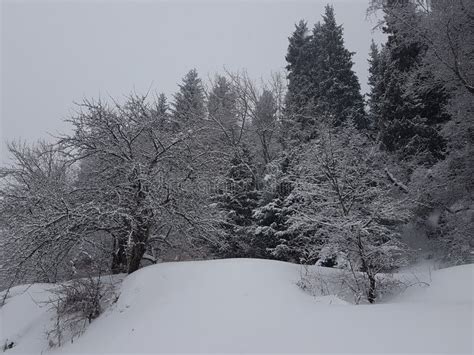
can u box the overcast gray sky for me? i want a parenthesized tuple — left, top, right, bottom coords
(1, 0, 384, 164)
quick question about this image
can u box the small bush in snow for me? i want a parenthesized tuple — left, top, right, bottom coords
(2, 340, 15, 351)
(298, 264, 408, 304)
(46, 275, 117, 347)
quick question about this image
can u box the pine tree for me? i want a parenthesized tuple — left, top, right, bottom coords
(207, 75, 239, 145)
(367, 41, 381, 93)
(372, 1, 449, 164)
(153, 93, 169, 129)
(253, 90, 278, 165)
(156, 93, 169, 116)
(252, 154, 299, 261)
(367, 40, 383, 130)
(285, 20, 312, 110)
(172, 69, 206, 128)
(387, 0, 474, 265)
(284, 20, 314, 140)
(316, 5, 367, 128)
(284, 7, 367, 140)
(216, 146, 260, 257)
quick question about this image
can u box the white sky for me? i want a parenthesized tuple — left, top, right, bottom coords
(1, 0, 384, 164)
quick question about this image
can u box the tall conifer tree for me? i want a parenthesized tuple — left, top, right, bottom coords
(367, 40, 384, 130)
(316, 5, 366, 128)
(216, 147, 261, 257)
(207, 76, 239, 145)
(172, 69, 206, 128)
(284, 20, 313, 140)
(284, 6, 367, 139)
(372, 0, 449, 163)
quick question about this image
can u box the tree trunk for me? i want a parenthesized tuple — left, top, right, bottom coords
(111, 236, 127, 274)
(367, 274, 376, 304)
(126, 178, 153, 274)
(126, 224, 151, 274)
(356, 233, 377, 304)
(127, 239, 146, 274)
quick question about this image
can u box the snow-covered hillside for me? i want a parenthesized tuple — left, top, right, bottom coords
(1, 259, 472, 353)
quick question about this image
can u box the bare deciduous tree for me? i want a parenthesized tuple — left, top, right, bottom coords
(0, 94, 223, 296)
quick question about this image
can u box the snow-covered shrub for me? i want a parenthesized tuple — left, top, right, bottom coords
(46, 275, 117, 347)
(298, 265, 408, 304)
(2, 340, 15, 351)
(298, 265, 366, 304)
(315, 246, 349, 269)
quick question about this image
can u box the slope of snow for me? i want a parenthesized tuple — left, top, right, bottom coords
(1, 259, 472, 354)
(0, 284, 56, 353)
(396, 263, 473, 304)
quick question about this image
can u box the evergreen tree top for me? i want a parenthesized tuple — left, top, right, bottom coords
(156, 93, 169, 116)
(285, 20, 310, 73)
(180, 68, 201, 88)
(322, 4, 337, 28)
(210, 76, 233, 99)
(368, 40, 381, 89)
(312, 21, 322, 35)
(369, 40, 379, 60)
(208, 75, 237, 118)
(320, 5, 352, 59)
(172, 69, 206, 123)
(284, 4, 366, 132)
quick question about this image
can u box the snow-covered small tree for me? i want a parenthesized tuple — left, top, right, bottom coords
(285, 122, 412, 302)
(215, 146, 260, 257)
(252, 154, 299, 261)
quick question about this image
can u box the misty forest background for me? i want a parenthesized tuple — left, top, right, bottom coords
(0, 0, 472, 303)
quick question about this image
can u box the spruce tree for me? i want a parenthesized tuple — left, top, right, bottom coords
(367, 40, 383, 130)
(156, 93, 169, 116)
(284, 20, 314, 140)
(172, 69, 206, 128)
(316, 5, 366, 128)
(372, 1, 449, 164)
(207, 76, 239, 145)
(153, 93, 169, 129)
(285, 20, 312, 111)
(252, 155, 298, 261)
(217, 146, 260, 257)
(367, 41, 381, 93)
(284, 6, 367, 139)
(253, 89, 278, 165)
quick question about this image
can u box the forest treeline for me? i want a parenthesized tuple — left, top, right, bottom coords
(1, 0, 472, 303)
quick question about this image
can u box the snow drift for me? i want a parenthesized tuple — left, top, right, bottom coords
(1, 259, 472, 353)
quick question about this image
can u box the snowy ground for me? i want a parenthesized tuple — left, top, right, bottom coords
(1, 259, 472, 354)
